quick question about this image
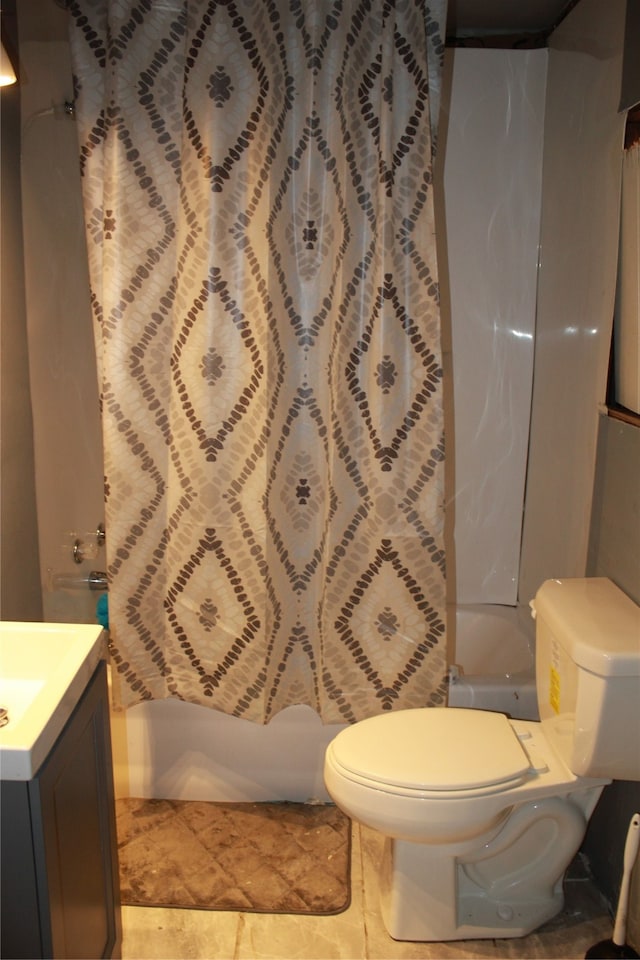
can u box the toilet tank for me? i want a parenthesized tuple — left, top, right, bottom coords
(533, 578, 640, 780)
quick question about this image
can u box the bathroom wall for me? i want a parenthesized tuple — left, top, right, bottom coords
(588, 415, 640, 605)
(16, 0, 105, 625)
(0, 1, 42, 622)
(584, 412, 640, 941)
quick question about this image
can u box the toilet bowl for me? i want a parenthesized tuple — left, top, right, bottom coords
(324, 578, 640, 942)
(324, 708, 599, 844)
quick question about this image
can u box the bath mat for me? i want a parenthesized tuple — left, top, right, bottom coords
(115, 798, 351, 915)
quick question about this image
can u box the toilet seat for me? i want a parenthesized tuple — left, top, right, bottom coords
(327, 708, 533, 799)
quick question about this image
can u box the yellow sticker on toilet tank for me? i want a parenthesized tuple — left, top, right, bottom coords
(549, 666, 560, 714)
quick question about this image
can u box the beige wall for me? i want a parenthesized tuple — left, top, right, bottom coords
(0, 5, 42, 621)
(588, 415, 640, 604)
(17, 0, 104, 624)
(584, 413, 640, 947)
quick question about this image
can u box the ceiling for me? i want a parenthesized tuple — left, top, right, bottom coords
(447, 0, 577, 38)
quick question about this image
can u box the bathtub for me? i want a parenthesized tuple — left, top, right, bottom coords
(447, 603, 538, 721)
(111, 603, 538, 802)
(112, 695, 345, 803)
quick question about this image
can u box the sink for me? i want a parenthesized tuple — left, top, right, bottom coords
(0, 622, 106, 780)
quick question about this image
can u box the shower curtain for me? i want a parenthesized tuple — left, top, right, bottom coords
(69, 0, 448, 723)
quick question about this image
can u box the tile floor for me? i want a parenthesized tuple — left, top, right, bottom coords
(120, 822, 612, 959)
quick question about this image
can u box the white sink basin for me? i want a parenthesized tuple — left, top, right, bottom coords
(0, 622, 106, 780)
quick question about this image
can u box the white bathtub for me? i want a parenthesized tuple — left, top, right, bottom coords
(447, 603, 538, 721)
(111, 603, 538, 802)
(112, 695, 345, 803)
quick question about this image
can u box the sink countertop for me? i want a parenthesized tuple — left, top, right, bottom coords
(0, 622, 107, 780)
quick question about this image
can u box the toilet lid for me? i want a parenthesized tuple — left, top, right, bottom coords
(330, 708, 531, 793)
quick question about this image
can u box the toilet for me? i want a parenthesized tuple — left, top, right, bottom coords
(324, 577, 640, 942)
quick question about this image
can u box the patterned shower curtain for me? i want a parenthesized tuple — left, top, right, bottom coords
(69, 0, 448, 723)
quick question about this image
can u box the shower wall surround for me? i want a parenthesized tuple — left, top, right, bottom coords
(441, 48, 546, 607)
(17, 11, 104, 625)
(519, 0, 627, 601)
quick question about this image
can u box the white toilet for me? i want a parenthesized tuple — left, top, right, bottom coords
(324, 577, 640, 942)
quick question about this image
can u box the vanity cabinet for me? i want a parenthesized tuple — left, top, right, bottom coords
(1, 660, 121, 959)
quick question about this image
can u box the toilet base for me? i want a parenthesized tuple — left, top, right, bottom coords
(378, 795, 590, 942)
(380, 837, 563, 942)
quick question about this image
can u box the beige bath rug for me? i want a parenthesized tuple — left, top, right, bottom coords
(115, 798, 351, 915)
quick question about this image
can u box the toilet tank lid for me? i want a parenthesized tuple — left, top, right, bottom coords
(534, 578, 640, 677)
